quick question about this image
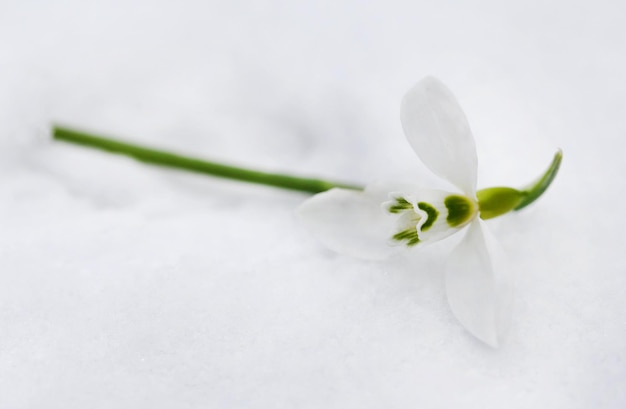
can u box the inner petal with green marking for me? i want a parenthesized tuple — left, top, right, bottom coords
(417, 202, 439, 231)
(386, 197, 424, 246)
(385, 190, 478, 248)
(444, 195, 475, 227)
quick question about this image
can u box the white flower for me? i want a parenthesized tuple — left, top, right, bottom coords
(297, 77, 519, 347)
(51, 76, 559, 347)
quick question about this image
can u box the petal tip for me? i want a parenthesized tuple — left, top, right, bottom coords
(400, 76, 478, 195)
(445, 220, 512, 349)
(297, 187, 399, 261)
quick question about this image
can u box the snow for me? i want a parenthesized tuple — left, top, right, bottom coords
(1, 0, 625, 407)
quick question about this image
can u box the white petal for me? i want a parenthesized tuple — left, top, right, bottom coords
(296, 185, 400, 260)
(445, 219, 513, 347)
(400, 77, 478, 196)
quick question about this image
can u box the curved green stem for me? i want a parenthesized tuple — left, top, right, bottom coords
(476, 150, 562, 219)
(52, 125, 364, 194)
(514, 149, 562, 211)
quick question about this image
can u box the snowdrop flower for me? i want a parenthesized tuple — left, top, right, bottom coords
(298, 77, 561, 347)
(52, 76, 560, 347)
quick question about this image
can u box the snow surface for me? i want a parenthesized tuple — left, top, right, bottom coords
(1, 0, 625, 407)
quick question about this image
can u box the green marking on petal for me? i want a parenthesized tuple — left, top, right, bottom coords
(392, 228, 420, 246)
(444, 195, 474, 227)
(392, 231, 408, 240)
(407, 237, 420, 246)
(417, 202, 439, 231)
(387, 197, 413, 214)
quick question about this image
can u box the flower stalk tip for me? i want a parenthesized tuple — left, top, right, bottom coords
(476, 150, 562, 220)
(514, 149, 562, 211)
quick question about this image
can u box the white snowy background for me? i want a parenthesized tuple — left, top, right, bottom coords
(1, 0, 624, 407)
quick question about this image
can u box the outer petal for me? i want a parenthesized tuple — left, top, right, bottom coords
(401, 77, 478, 196)
(296, 185, 401, 260)
(445, 219, 513, 347)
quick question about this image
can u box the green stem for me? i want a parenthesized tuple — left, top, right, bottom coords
(514, 149, 562, 211)
(52, 125, 364, 194)
(475, 150, 562, 219)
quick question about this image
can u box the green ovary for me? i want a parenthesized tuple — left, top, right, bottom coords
(476, 187, 524, 220)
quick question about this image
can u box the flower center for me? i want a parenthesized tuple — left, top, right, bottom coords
(386, 194, 476, 248)
(386, 197, 441, 247)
